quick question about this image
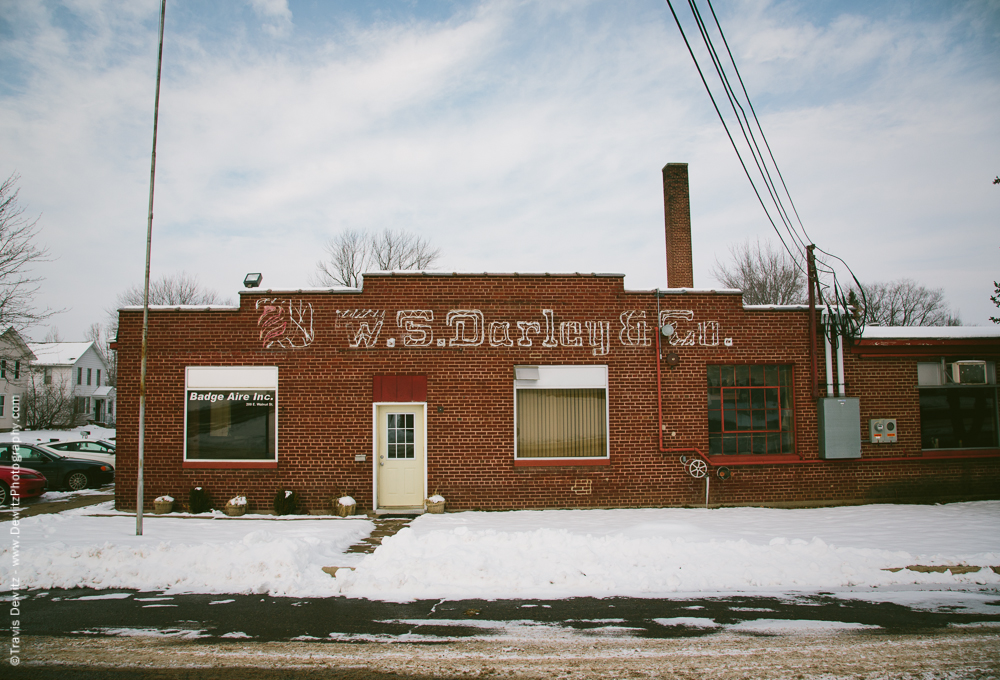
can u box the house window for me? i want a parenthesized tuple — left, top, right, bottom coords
(87, 368, 92, 386)
(184, 367, 278, 462)
(918, 361, 998, 449)
(13, 361, 18, 380)
(707, 365, 795, 455)
(77, 368, 82, 385)
(514, 365, 608, 460)
(96, 369, 101, 386)
(0, 395, 5, 417)
(43, 367, 52, 385)
(0, 360, 5, 378)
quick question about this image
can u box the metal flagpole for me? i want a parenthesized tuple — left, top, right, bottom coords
(139, 0, 167, 536)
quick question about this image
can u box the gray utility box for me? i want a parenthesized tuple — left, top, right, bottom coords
(818, 397, 862, 459)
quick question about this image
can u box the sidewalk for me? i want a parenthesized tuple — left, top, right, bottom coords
(0, 492, 114, 522)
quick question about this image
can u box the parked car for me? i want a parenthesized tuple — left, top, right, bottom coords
(38, 438, 116, 467)
(0, 443, 114, 491)
(0, 464, 47, 506)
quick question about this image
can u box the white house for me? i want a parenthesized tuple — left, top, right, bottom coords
(27, 341, 115, 425)
(0, 328, 36, 432)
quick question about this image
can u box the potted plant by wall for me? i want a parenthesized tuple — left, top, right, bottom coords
(273, 489, 299, 516)
(154, 495, 174, 514)
(225, 495, 247, 517)
(426, 494, 446, 514)
(334, 495, 356, 517)
(189, 487, 212, 514)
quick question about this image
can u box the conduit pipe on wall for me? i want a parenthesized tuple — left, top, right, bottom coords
(822, 308, 848, 398)
(837, 328, 846, 397)
(824, 323, 835, 398)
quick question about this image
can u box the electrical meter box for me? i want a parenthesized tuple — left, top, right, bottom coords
(818, 397, 862, 459)
(869, 418, 897, 444)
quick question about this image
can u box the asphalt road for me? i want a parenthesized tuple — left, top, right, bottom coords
(7, 588, 1000, 679)
(16, 586, 1000, 639)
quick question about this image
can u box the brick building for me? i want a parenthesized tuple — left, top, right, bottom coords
(114, 165, 1000, 513)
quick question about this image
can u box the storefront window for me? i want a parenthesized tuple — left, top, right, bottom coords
(515, 365, 609, 460)
(185, 367, 277, 462)
(917, 361, 999, 450)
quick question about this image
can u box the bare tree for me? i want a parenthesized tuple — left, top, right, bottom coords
(990, 278, 999, 324)
(0, 173, 56, 331)
(711, 239, 806, 305)
(852, 279, 961, 326)
(115, 272, 229, 307)
(310, 228, 441, 288)
(22, 368, 74, 429)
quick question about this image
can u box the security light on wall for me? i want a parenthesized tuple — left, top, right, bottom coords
(244, 273, 263, 288)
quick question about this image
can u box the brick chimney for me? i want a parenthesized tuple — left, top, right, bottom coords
(662, 163, 694, 288)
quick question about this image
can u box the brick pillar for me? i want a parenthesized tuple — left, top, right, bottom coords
(662, 163, 694, 288)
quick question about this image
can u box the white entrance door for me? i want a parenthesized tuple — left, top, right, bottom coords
(375, 404, 425, 508)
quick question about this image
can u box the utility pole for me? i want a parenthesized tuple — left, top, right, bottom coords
(139, 0, 167, 536)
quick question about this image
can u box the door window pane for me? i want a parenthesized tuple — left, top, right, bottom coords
(387, 412, 415, 459)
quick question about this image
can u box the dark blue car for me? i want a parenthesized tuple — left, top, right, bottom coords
(0, 443, 114, 491)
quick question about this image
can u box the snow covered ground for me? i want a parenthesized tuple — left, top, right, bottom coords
(2, 500, 997, 601)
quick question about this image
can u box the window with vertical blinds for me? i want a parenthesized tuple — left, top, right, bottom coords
(514, 365, 609, 460)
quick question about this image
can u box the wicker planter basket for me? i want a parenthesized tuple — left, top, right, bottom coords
(224, 496, 247, 517)
(425, 498, 445, 514)
(153, 500, 174, 514)
(224, 503, 246, 517)
(334, 497, 356, 517)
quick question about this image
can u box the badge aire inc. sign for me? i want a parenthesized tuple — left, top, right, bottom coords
(188, 391, 275, 408)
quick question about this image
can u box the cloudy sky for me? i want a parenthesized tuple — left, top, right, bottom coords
(1, 0, 998, 341)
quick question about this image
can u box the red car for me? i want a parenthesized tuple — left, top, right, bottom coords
(0, 464, 47, 506)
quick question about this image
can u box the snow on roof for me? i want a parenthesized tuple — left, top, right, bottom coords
(860, 326, 1000, 340)
(364, 270, 626, 277)
(27, 341, 94, 365)
(658, 287, 742, 295)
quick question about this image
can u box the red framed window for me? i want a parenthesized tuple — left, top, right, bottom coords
(707, 365, 794, 455)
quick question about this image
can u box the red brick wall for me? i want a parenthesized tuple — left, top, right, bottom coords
(662, 163, 694, 288)
(114, 274, 1000, 513)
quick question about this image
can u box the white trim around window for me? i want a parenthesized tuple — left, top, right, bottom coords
(184, 366, 278, 463)
(514, 365, 610, 462)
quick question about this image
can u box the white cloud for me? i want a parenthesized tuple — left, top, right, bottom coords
(246, 0, 293, 38)
(0, 0, 997, 340)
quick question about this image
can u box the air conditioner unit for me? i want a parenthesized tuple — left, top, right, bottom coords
(948, 361, 987, 385)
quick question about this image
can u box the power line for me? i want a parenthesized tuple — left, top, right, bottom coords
(664, 0, 868, 338)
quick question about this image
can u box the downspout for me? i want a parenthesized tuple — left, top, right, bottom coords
(656, 290, 666, 450)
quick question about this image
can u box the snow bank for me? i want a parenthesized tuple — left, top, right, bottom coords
(2, 501, 997, 600)
(2, 506, 372, 597)
(335, 504, 1000, 601)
